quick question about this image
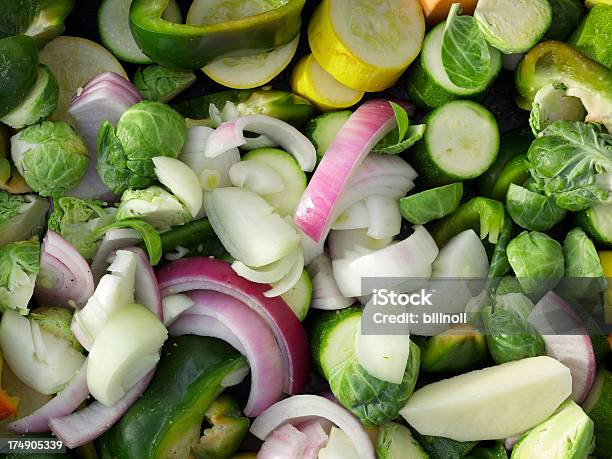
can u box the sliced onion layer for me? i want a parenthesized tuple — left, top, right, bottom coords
(156, 257, 309, 394)
(49, 370, 154, 449)
(205, 115, 316, 172)
(91, 228, 141, 282)
(118, 247, 162, 320)
(307, 254, 354, 310)
(170, 290, 284, 416)
(34, 231, 94, 308)
(294, 100, 399, 242)
(250, 395, 375, 459)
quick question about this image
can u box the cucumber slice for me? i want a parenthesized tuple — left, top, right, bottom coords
(308, 306, 361, 378)
(98, 0, 182, 64)
(187, 0, 277, 25)
(474, 0, 552, 54)
(576, 201, 612, 247)
(242, 148, 306, 216)
(39, 36, 126, 123)
(581, 369, 612, 457)
(406, 23, 501, 111)
(400, 183, 463, 225)
(305, 110, 352, 161)
(376, 423, 429, 459)
(0, 65, 58, 129)
(411, 100, 499, 185)
(0, 36, 38, 118)
(275, 269, 312, 322)
(203, 35, 299, 90)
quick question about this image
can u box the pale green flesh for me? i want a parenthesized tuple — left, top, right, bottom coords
(320, 315, 360, 377)
(427, 102, 499, 178)
(99, 0, 152, 63)
(423, 23, 501, 96)
(590, 202, 612, 243)
(187, 0, 285, 25)
(277, 270, 312, 321)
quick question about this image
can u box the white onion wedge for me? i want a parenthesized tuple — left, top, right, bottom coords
(153, 156, 202, 218)
(365, 195, 402, 239)
(229, 160, 285, 195)
(233, 251, 298, 284)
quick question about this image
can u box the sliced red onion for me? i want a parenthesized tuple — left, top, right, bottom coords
(68, 75, 142, 201)
(307, 254, 354, 311)
(8, 362, 89, 434)
(91, 228, 142, 282)
(169, 313, 244, 351)
(258, 424, 312, 459)
(298, 419, 331, 458)
(117, 247, 162, 320)
(294, 100, 399, 242)
(528, 292, 596, 404)
(171, 290, 284, 416)
(49, 370, 154, 449)
(157, 257, 309, 394)
(204, 115, 316, 172)
(34, 231, 94, 308)
(250, 395, 375, 459)
(505, 434, 521, 450)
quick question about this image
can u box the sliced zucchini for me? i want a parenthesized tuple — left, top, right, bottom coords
(275, 269, 312, 322)
(474, 0, 552, 54)
(576, 201, 612, 247)
(305, 110, 352, 161)
(203, 35, 299, 90)
(406, 23, 501, 111)
(98, 0, 181, 64)
(376, 423, 429, 459)
(308, 306, 361, 378)
(411, 100, 500, 185)
(242, 148, 307, 216)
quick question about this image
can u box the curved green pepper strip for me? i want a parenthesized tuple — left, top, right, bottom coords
(98, 336, 248, 459)
(430, 197, 506, 247)
(487, 215, 514, 281)
(130, 0, 306, 69)
(192, 395, 249, 459)
(515, 41, 612, 130)
(96, 218, 162, 266)
(489, 154, 531, 202)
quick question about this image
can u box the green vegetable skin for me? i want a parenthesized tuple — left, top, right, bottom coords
(506, 183, 566, 232)
(544, 0, 585, 41)
(156, 218, 228, 260)
(0, 0, 74, 46)
(30, 306, 83, 352)
(464, 441, 507, 459)
(133, 64, 196, 103)
(376, 422, 429, 459)
(583, 368, 612, 457)
(0, 191, 48, 248)
(421, 324, 488, 373)
(515, 41, 612, 131)
(569, 4, 612, 69)
(129, 0, 305, 69)
(559, 227, 606, 298)
(0, 238, 40, 314)
(0, 35, 38, 117)
(410, 430, 477, 459)
(174, 88, 315, 127)
(400, 183, 463, 225)
(98, 336, 248, 459)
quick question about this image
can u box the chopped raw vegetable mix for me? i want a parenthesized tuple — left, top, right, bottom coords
(0, 1, 610, 458)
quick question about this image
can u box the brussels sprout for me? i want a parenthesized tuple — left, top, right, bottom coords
(529, 84, 586, 135)
(0, 65, 58, 128)
(506, 183, 566, 231)
(133, 65, 196, 103)
(376, 422, 429, 459)
(511, 399, 594, 458)
(47, 196, 116, 259)
(487, 216, 514, 281)
(329, 340, 420, 426)
(0, 191, 48, 248)
(0, 239, 40, 314)
(558, 227, 607, 298)
(191, 395, 249, 459)
(421, 324, 488, 373)
(97, 101, 187, 195)
(173, 88, 315, 127)
(484, 293, 545, 364)
(11, 121, 88, 197)
(116, 186, 191, 231)
(400, 183, 463, 225)
(29, 306, 83, 352)
(0, 0, 74, 46)
(507, 231, 565, 297)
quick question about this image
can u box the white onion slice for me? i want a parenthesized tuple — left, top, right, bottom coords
(307, 254, 354, 310)
(91, 228, 141, 283)
(229, 160, 285, 195)
(161, 293, 194, 327)
(365, 195, 402, 239)
(264, 249, 305, 297)
(331, 200, 370, 231)
(328, 228, 393, 260)
(232, 251, 298, 284)
(153, 156, 202, 218)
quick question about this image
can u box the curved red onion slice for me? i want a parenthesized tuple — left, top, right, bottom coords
(294, 100, 398, 242)
(157, 257, 309, 394)
(34, 231, 94, 308)
(170, 290, 284, 416)
(49, 370, 154, 449)
(250, 395, 375, 459)
(81, 71, 142, 101)
(8, 362, 89, 434)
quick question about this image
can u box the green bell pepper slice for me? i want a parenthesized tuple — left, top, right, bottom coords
(129, 0, 306, 69)
(515, 40, 612, 131)
(98, 336, 248, 459)
(0, 0, 74, 46)
(0, 35, 38, 117)
(420, 324, 488, 374)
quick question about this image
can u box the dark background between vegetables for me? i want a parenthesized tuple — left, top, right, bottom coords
(63, 0, 531, 453)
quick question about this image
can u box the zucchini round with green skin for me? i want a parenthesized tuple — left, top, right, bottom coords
(98, 0, 182, 64)
(129, 0, 305, 69)
(98, 336, 248, 459)
(305, 110, 352, 161)
(0, 35, 39, 118)
(474, 0, 552, 54)
(576, 201, 612, 247)
(0, 65, 58, 129)
(242, 148, 307, 216)
(411, 101, 500, 186)
(405, 23, 501, 111)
